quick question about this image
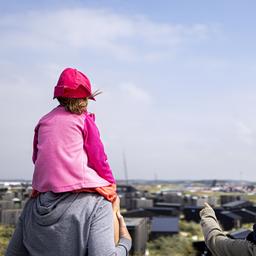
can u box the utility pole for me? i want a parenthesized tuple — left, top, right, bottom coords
(123, 151, 129, 185)
(240, 171, 243, 186)
(154, 172, 158, 184)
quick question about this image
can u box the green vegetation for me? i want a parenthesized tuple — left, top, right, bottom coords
(146, 220, 203, 255)
(179, 220, 203, 239)
(241, 223, 254, 230)
(147, 235, 196, 256)
(134, 184, 182, 193)
(0, 225, 14, 256)
(244, 194, 256, 204)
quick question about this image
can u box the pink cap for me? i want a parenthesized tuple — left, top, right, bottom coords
(53, 68, 95, 100)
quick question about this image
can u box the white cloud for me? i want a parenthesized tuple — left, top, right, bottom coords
(4, 5, 256, 180)
(235, 121, 255, 145)
(120, 83, 152, 103)
(0, 8, 213, 61)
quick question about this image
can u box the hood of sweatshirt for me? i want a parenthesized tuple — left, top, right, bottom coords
(32, 192, 79, 226)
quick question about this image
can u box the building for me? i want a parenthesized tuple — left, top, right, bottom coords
(123, 207, 178, 218)
(117, 184, 138, 195)
(197, 195, 218, 207)
(220, 195, 243, 205)
(1, 209, 22, 225)
(117, 184, 145, 210)
(161, 191, 183, 204)
(130, 198, 153, 209)
(233, 209, 256, 224)
(125, 217, 148, 256)
(183, 206, 203, 223)
(227, 229, 251, 239)
(0, 200, 15, 210)
(150, 217, 179, 239)
(154, 202, 182, 211)
(245, 206, 256, 213)
(222, 200, 253, 210)
(216, 211, 241, 230)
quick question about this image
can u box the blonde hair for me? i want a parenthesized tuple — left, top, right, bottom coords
(57, 97, 88, 114)
(57, 90, 102, 115)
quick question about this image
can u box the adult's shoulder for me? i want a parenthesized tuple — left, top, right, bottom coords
(74, 193, 111, 213)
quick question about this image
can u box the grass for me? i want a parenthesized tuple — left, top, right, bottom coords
(147, 235, 196, 256)
(0, 225, 14, 256)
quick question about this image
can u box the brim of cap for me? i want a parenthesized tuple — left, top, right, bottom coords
(53, 95, 96, 101)
(53, 85, 96, 100)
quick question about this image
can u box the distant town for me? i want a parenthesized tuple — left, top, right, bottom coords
(1, 179, 256, 255)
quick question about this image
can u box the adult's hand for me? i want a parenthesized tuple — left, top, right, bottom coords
(200, 202, 216, 217)
(117, 211, 132, 241)
(113, 196, 120, 213)
(204, 202, 212, 209)
(113, 196, 120, 244)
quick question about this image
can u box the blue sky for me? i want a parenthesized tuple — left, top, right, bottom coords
(1, 0, 256, 181)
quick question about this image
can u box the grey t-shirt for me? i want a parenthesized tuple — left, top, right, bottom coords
(6, 192, 131, 256)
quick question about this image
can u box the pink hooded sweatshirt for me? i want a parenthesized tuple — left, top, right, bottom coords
(32, 106, 115, 192)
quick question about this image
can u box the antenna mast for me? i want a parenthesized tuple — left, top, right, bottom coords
(123, 151, 129, 185)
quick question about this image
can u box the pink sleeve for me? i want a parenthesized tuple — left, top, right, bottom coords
(32, 124, 39, 164)
(84, 113, 116, 184)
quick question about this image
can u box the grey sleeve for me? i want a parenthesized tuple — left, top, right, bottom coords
(115, 238, 132, 255)
(200, 207, 256, 256)
(88, 200, 131, 256)
(5, 216, 29, 256)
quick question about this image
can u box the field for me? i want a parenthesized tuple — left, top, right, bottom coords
(0, 225, 14, 256)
